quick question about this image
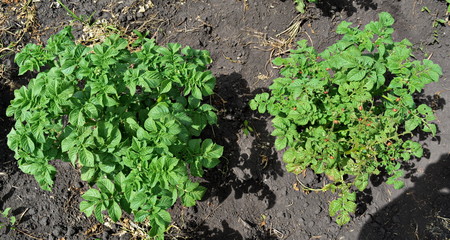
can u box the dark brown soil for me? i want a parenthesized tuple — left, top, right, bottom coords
(1, 0, 450, 239)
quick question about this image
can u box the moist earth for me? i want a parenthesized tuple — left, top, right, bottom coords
(1, 0, 450, 239)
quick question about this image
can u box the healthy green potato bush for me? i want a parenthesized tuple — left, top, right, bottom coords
(7, 27, 223, 239)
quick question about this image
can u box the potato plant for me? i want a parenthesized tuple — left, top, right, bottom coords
(250, 12, 441, 225)
(7, 27, 223, 239)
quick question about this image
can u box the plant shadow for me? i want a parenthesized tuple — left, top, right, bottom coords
(359, 153, 450, 239)
(201, 72, 283, 208)
(314, 0, 377, 17)
(174, 72, 284, 239)
(168, 218, 277, 240)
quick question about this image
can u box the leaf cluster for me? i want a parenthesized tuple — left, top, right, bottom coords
(250, 12, 441, 225)
(7, 27, 223, 239)
(0, 208, 16, 230)
(293, 0, 317, 13)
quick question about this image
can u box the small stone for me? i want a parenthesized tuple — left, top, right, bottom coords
(52, 226, 63, 236)
(28, 208, 36, 215)
(299, 217, 305, 224)
(328, 225, 338, 232)
(283, 212, 291, 219)
(277, 211, 284, 218)
(102, 231, 110, 239)
(392, 216, 400, 223)
(303, 202, 309, 208)
(39, 217, 48, 226)
(308, 221, 315, 228)
(314, 206, 322, 215)
(66, 226, 75, 236)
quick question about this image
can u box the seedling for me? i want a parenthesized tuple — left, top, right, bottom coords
(250, 12, 441, 225)
(293, 0, 317, 13)
(7, 27, 223, 239)
(446, 0, 450, 14)
(0, 208, 16, 230)
(242, 120, 254, 136)
(421, 6, 431, 13)
(433, 18, 447, 27)
(55, 0, 94, 25)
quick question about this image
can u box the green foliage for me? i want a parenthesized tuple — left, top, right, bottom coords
(7, 27, 223, 239)
(446, 0, 450, 14)
(0, 208, 16, 230)
(250, 12, 441, 225)
(293, 0, 317, 13)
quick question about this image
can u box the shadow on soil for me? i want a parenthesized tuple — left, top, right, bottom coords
(202, 72, 283, 206)
(359, 153, 450, 240)
(187, 72, 282, 239)
(315, 0, 377, 17)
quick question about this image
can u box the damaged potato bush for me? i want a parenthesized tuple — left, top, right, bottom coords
(7, 27, 223, 239)
(250, 12, 441, 225)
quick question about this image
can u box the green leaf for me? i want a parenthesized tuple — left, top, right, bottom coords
(274, 137, 287, 150)
(354, 175, 369, 191)
(94, 204, 105, 223)
(82, 188, 101, 201)
(84, 103, 99, 119)
(401, 152, 411, 161)
(114, 172, 127, 191)
(249, 99, 258, 110)
(405, 118, 420, 132)
(19, 163, 39, 175)
(61, 136, 76, 152)
(79, 148, 95, 167)
(130, 191, 147, 210)
(423, 123, 437, 136)
(182, 182, 205, 207)
(379, 12, 395, 27)
(149, 103, 170, 119)
(61, 60, 77, 75)
(336, 212, 351, 226)
(81, 167, 96, 182)
(336, 21, 353, 34)
(69, 108, 85, 126)
(134, 210, 150, 222)
(80, 200, 96, 216)
(343, 201, 357, 212)
(329, 198, 342, 217)
(23, 136, 36, 153)
(108, 201, 122, 222)
(393, 180, 405, 189)
(97, 178, 115, 195)
(347, 69, 366, 81)
(154, 209, 171, 229)
(160, 80, 172, 93)
(2, 208, 11, 217)
(99, 161, 115, 173)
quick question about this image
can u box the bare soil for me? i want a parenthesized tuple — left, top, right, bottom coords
(1, 0, 450, 239)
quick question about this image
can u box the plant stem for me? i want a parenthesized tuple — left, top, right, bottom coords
(55, 0, 84, 23)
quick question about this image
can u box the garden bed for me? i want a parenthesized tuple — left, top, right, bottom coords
(1, 0, 449, 239)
